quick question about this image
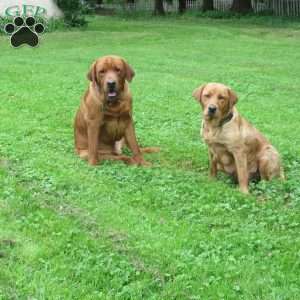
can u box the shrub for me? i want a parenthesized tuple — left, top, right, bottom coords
(55, 0, 88, 27)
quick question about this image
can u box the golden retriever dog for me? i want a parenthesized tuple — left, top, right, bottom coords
(74, 55, 159, 166)
(193, 83, 284, 194)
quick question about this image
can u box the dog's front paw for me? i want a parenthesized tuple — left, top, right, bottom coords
(139, 160, 152, 167)
(131, 156, 151, 167)
(88, 157, 99, 166)
(209, 173, 217, 180)
(240, 186, 249, 194)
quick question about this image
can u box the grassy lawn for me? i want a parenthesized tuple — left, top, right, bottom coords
(1, 16, 300, 299)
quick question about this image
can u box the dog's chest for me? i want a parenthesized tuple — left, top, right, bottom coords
(201, 122, 234, 165)
(202, 122, 224, 145)
(102, 113, 130, 140)
(201, 120, 239, 145)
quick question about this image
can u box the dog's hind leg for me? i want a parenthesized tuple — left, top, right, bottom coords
(140, 147, 160, 154)
(76, 149, 133, 165)
(100, 154, 134, 164)
(117, 138, 160, 155)
(76, 149, 89, 160)
(258, 145, 284, 180)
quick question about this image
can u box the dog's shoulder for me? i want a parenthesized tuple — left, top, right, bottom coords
(119, 85, 133, 114)
(239, 114, 270, 150)
(79, 83, 105, 121)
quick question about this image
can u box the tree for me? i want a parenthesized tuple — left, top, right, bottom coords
(231, 0, 253, 14)
(87, 0, 103, 5)
(154, 0, 165, 15)
(202, 0, 214, 11)
(55, 0, 87, 26)
(178, 0, 186, 14)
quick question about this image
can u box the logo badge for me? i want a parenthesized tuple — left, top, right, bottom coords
(4, 16, 45, 48)
(2, 4, 47, 48)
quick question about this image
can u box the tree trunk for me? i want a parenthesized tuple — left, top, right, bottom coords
(178, 0, 186, 14)
(231, 0, 253, 14)
(154, 0, 165, 15)
(202, 0, 214, 11)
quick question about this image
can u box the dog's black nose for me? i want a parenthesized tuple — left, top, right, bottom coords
(208, 105, 217, 114)
(107, 80, 116, 90)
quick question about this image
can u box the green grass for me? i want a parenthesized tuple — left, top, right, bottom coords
(1, 16, 300, 299)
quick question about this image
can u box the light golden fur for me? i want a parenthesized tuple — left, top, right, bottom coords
(193, 83, 284, 194)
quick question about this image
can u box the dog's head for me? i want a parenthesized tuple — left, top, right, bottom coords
(87, 55, 135, 105)
(192, 83, 238, 122)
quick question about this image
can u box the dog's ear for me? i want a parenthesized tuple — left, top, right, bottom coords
(192, 84, 206, 102)
(123, 60, 135, 82)
(228, 88, 238, 107)
(87, 62, 97, 83)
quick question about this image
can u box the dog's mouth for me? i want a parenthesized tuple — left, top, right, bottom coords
(108, 91, 117, 98)
(205, 112, 216, 120)
(107, 91, 118, 103)
(205, 108, 219, 120)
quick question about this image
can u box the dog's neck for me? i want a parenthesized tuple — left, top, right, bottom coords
(219, 111, 234, 127)
(203, 109, 235, 129)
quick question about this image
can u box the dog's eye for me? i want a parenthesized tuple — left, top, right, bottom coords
(204, 94, 210, 98)
(99, 69, 105, 75)
(115, 67, 121, 73)
(218, 96, 225, 101)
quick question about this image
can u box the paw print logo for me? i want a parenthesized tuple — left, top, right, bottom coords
(4, 16, 45, 48)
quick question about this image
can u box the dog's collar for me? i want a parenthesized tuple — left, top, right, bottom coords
(219, 111, 234, 127)
(103, 100, 121, 113)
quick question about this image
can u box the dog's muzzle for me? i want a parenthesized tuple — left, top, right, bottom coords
(208, 105, 217, 116)
(107, 80, 118, 103)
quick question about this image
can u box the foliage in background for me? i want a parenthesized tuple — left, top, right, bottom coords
(112, 8, 300, 25)
(101, 0, 300, 17)
(55, 0, 88, 27)
(0, 17, 10, 33)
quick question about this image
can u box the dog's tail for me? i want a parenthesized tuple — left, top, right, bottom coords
(140, 147, 160, 154)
